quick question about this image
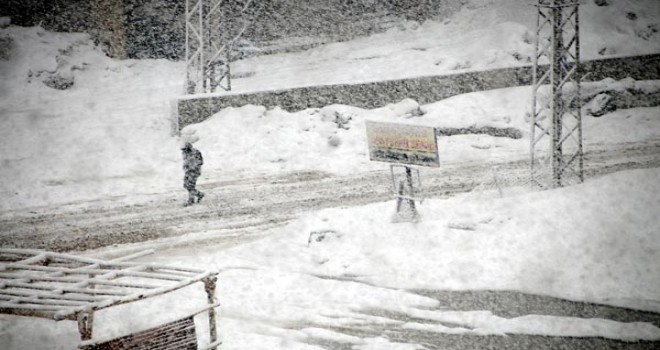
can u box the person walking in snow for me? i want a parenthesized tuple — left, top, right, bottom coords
(181, 142, 205, 206)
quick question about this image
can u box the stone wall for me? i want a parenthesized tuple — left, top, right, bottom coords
(0, 0, 463, 59)
(176, 54, 660, 130)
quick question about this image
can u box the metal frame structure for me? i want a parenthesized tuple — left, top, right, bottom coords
(390, 164, 424, 222)
(530, 0, 583, 188)
(185, 0, 255, 94)
(0, 249, 220, 349)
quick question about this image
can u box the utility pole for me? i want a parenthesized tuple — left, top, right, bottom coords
(530, 0, 583, 188)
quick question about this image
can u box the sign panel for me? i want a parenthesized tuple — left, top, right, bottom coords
(365, 121, 439, 167)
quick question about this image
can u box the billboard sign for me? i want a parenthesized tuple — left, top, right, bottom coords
(365, 121, 439, 167)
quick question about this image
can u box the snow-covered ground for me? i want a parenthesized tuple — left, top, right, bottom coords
(169, 167, 660, 348)
(2, 168, 660, 349)
(1, 0, 660, 348)
(229, 0, 660, 92)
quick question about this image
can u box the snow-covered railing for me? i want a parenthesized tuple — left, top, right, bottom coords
(0, 248, 221, 349)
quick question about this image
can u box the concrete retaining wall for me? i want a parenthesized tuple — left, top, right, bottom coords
(176, 54, 660, 129)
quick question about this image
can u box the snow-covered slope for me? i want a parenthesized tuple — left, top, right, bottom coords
(0, 26, 185, 210)
(229, 0, 660, 92)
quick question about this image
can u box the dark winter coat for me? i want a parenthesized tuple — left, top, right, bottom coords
(182, 145, 203, 191)
(182, 147, 204, 175)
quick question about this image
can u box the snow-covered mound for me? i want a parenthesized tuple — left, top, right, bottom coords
(226, 167, 660, 312)
(0, 26, 185, 210)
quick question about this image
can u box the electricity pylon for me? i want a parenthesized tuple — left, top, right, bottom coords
(185, 0, 255, 94)
(530, 0, 583, 188)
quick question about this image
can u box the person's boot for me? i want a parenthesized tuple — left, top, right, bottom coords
(184, 192, 195, 207)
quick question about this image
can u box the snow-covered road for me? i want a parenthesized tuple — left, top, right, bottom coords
(2, 140, 659, 258)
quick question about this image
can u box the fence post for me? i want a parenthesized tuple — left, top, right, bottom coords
(203, 276, 219, 349)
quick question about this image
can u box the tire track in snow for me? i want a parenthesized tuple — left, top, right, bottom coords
(0, 141, 659, 253)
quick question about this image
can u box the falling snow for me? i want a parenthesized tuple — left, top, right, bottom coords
(1, 1, 660, 349)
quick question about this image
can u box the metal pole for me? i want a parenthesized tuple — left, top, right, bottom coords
(200, 0, 206, 92)
(575, 5, 584, 183)
(405, 166, 418, 218)
(207, 1, 213, 92)
(226, 51, 232, 91)
(185, 0, 192, 94)
(551, 0, 563, 188)
(203, 276, 219, 349)
(77, 311, 94, 341)
(530, 4, 541, 189)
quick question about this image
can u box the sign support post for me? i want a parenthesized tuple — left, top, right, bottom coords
(366, 121, 438, 222)
(391, 164, 423, 221)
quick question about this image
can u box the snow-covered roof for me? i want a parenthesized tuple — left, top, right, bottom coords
(0, 249, 217, 321)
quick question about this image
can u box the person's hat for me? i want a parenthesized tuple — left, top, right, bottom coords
(180, 142, 192, 150)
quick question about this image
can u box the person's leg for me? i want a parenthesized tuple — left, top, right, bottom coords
(189, 172, 203, 204)
(186, 189, 196, 206)
(184, 172, 197, 206)
(195, 173, 204, 202)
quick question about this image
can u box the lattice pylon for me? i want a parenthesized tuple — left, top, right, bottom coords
(530, 0, 583, 189)
(185, 0, 205, 94)
(185, 0, 231, 94)
(185, 0, 256, 94)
